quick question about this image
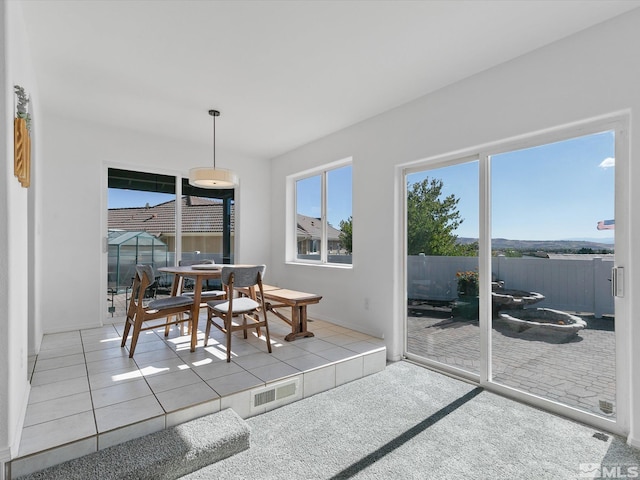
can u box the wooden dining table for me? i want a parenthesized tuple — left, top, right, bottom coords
(159, 264, 322, 342)
(158, 264, 223, 323)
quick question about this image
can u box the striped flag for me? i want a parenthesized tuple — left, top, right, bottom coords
(597, 219, 615, 230)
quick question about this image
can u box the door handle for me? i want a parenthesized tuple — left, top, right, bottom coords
(611, 267, 624, 298)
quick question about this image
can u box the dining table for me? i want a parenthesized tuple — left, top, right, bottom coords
(158, 264, 223, 324)
(158, 264, 322, 342)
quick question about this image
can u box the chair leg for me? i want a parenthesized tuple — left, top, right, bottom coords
(204, 308, 212, 347)
(121, 299, 138, 348)
(164, 315, 172, 337)
(226, 316, 233, 363)
(121, 316, 133, 348)
(128, 318, 143, 358)
(263, 313, 272, 353)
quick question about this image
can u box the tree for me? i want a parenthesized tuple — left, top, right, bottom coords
(407, 177, 468, 256)
(339, 216, 353, 254)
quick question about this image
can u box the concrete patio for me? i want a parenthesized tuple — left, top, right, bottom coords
(407, 307, 616, 418)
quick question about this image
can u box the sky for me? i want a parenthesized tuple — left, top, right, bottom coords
(407, 130, 615, 242)
(108, 190, 174, 209)
(295, 165, 353, 228)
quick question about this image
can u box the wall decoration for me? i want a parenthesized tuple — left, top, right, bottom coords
(14, 85, 31, 188)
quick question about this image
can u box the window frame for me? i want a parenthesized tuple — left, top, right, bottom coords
(287, 157, 352, 267)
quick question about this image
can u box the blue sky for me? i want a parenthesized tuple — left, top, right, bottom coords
(108, 190, 175, 209)
(407, 130, 615, 242)
(295, 165, 353, 228)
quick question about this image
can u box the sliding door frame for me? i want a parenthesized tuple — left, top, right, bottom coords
(400, 112, 630, 436)
(100, 162, 237, 323)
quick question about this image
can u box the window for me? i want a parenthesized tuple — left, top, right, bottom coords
(293, 160, 352, 265)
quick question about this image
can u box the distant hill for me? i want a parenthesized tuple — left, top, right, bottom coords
(456, 237, 614, 252)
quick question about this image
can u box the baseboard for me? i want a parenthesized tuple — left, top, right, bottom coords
(1, 446, 11, 480)
(627, 434, 640, 449)
(12, 381, 30, 458)
(43, 321, 103, 335)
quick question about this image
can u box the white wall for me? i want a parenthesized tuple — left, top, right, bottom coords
(269, 9, 640, 443)
(38, 115, 272, 334)
(1, 0, 39, 471)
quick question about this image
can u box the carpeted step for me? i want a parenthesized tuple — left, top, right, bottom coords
(15, 408, 250, 480)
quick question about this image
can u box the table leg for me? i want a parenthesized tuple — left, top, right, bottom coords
(299, 306, 309, 335)
(190, 282, 203, 351)
(284, 305, 315, 341)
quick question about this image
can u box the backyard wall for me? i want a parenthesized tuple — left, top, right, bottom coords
(268, 9, 640, 445)
(407, 255, 614, 317)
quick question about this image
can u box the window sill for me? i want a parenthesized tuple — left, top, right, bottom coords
(286, 261, 353, 270)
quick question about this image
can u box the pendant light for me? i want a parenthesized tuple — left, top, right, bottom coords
(188, 109, 238, 188)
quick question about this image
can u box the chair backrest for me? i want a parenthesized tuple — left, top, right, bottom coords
(135, 264, 155, 288)
(221, 265, 266, 289)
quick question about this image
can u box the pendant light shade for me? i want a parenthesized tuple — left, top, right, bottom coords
(189, 109, 238, 188)
(188, 167, 238, 188)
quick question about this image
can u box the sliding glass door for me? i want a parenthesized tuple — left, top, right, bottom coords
(406, 160, 480, 376)
(490, 131, 617, 419)
(405, 120, 627, 430)
(106, 168, 234, 320)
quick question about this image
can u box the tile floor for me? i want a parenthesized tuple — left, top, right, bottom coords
(11, 314, 387, 478)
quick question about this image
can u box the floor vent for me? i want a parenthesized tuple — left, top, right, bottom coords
(251, 378, 300, 411)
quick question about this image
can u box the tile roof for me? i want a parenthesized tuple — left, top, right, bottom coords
(296, 214, 341, 241)
(108, 197, 235, 235)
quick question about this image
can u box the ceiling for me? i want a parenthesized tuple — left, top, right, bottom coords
(20, 0, 640, 160)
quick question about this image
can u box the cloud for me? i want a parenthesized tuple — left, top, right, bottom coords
(599, 157, 615, 168)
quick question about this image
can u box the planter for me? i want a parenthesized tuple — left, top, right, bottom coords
(453, 296, 479, 320)
(498, 308, 586, 341)
(491, 288, 545, 308)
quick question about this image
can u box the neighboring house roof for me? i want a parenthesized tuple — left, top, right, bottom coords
(296, 214, 342, 241)
(108, 196, 235, 236)
(109, 199, 344, 242)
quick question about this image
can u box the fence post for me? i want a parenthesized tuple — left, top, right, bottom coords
(495, 254, 505, 282)
(592, 257, 611, 319)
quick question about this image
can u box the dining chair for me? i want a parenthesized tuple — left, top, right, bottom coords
(121, 264, 195, 357)
(204, 265, 272, 362)
(178, 259, 225, 301)
(177, 259, 226, 335)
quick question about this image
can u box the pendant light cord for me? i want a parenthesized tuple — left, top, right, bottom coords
(209, 109, 220, 170)
(213, 112, 216, 170)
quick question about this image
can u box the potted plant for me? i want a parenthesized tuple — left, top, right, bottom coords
(456, 270, 478, 297)
(454, 270, 479, 319)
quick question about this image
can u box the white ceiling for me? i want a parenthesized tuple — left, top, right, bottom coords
(20, 0, 640, 160)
